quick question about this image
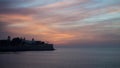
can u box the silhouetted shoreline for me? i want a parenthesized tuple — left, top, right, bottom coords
(0, 36, 55, 52)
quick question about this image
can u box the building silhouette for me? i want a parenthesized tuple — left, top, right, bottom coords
(0, 36, 54, 51)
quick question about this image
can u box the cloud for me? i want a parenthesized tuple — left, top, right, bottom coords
(0, 21, 14, 39)
(0, 0, 120, 45)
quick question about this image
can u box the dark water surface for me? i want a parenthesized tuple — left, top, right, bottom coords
(0, 47, 120, 68)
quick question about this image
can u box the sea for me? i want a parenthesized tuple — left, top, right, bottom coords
(0, 47, 120, 68)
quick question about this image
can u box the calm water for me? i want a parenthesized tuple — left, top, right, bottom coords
(0, 47, 120, 68)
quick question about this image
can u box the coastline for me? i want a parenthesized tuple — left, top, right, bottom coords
(0, 36, 55, 52)
(0, 45, 55, 52)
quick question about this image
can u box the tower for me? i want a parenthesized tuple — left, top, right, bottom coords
(32, 38, 34, 41)
(7, 36, 11, 41)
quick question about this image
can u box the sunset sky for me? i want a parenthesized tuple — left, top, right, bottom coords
(0, 0, 120, 46)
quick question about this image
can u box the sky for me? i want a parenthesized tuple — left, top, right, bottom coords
(0, 0, 120, 46)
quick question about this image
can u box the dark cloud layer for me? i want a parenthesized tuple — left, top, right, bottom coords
(0, 0, 34, 8)
(0, 8, 36, 15)
(0, 0, 36, 15)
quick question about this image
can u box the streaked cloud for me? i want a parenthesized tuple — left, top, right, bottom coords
(0, 0, 120, 45)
